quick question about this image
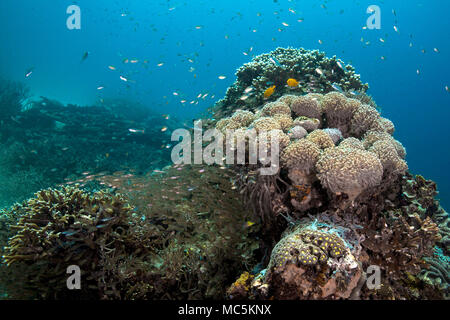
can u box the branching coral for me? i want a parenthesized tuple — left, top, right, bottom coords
(2, 186, 134, 299)
(210, 47, 369, 120)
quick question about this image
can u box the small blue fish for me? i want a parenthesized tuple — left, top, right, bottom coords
(331, 83, 343, 92)
(269, 56, 282, 67)
(100, 217, 115, 222)
(61, 230, 79, 236)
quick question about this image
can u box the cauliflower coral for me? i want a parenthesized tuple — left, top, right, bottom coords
(216, 91, 407, 203)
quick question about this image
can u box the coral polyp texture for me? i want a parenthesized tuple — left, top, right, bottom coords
(1, 186, 134, 299)
(239, 221, 363, 300)
(218, 92, 407, 206)
(222, 88, 448, 299)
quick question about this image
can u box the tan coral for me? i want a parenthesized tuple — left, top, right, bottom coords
(392, 139, 406, 159)
(380, 117, 395, 134)
(350, 104, 383, 137)
(281, 139, 321, 173)
(316, 146, 383, 201)
(290, 94, 322, 119)
(306, 129, 335, 149)
(273, 114, 294, 132)
(230, 110, 255, 126)
(260, 101, 292, 117)
(281, 139, 321, 185)
(362, 130, 406, 159)
(321, 92, 360, 136)
(257, 129, 290, 152)
(278, 94, 300, 107)
(216, 118, 230, 132)
(251, 116, 282, 133)
(225, 110, 256, 130)
(369, 140, 408, 175)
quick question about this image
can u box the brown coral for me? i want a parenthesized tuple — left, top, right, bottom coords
(251, 116, 282, 133)
(316, 146, 383, 201)
(306, 129, 335, 149)
(321, 92, 360, 136)
(368, 140, 408, 175)
(260, 101, 291, 117)
(290, 94, 322, 120)
(350, 104, 383, 138)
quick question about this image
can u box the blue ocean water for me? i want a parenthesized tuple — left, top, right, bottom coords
(0, 0, 449, 208)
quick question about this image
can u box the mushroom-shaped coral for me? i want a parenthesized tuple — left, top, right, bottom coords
(260, 101, 291, 117)
(290, 94, 322, 120)
(316, 146, 383, 201)
(362, 130, 407, 159)
(273, 114, 294, 132)
(257, 129, 291, 153)
(306, 129, 335, 149)
(321, 92, 360, 136)
(350, 104, 384, 138)
(338, 137, 365, 150)
(215, 110, 256, 132)
(251, 116, 282, 133)
(322, 128, 343, 145)
(282, 139, 320, 172)
(380, 117, 395, 134)
(281, 139, 321, 186)
(230, 110, 255, 126)
(216, 118, 230, 132)
(368, 140, 408, 175)
(278, 94, 300, 107)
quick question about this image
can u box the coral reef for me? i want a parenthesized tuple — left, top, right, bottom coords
(0, 96, 177, 207)
(219, 89, 447, 299)
(1, 48, 448, 301)
(207, 47, 369, 123)
(1, 186, 134, 299)
(0, 166, 259, 299)
(219, 92, 407, 215)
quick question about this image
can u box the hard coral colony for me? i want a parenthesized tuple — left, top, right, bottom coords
(0, 47, 448, 300)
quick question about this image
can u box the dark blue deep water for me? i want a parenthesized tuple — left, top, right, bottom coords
(1, 0, 449, 208)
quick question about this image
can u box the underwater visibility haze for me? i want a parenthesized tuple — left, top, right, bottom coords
(0, 0, 449, 301)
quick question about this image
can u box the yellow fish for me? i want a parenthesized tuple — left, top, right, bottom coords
(264, 85, 276, 99)
(286, 78, 299, 88)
